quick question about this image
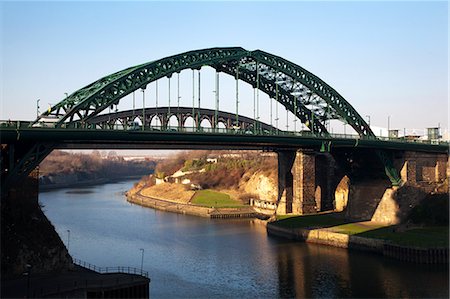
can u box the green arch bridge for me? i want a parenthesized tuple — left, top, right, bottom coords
(1, 47, 447, 195)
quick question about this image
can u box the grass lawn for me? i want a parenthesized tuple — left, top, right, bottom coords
(328, 222, 387, 235)
(273, 213, 449, 248)
(358, 226, 449, 248)
(191, 190, 244, 208)
(275, 213, 350, 229)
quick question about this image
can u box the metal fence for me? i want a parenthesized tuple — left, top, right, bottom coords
(72, 258, 149, 278)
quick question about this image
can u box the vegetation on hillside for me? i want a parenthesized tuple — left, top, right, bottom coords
(40, 150, 156, 182)
(148, 150, 277, 189)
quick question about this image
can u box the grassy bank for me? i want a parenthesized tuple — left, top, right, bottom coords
(357, 226, 449, 248)
(273, 213, 449, 248)
(191, 190, 245, 208)
(275, 213, 349, 229)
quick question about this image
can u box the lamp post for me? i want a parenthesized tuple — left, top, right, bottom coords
(141, 87, 146, 131)
(387, 115, 390, 137)
(36, 99, 40, 117)
(365, 115, 370, 127)
(67, 229, 70, 252)
(25, 264, 32, 298)
(139, 248, 144, 273)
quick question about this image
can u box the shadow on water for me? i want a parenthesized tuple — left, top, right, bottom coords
(274, 240, 449, 298)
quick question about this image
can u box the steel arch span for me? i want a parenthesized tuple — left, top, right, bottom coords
(89, 106, 281, 133)
(34, 47, 374, 138)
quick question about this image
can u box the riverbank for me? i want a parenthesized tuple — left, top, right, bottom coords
(40, 175, 145, 191)
(126, 190, 258, 219)
(267, 214, 448, 264)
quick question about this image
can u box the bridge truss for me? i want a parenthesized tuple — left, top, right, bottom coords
(33, 47, 373, 138)
(5, 47, 429, 193)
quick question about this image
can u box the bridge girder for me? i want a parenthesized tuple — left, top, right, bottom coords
(34, 47, 374, 138)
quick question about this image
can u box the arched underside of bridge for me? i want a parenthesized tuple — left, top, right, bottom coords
(34, 47, 374, 138)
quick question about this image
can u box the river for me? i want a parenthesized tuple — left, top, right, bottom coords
(39, 180, 449, 298)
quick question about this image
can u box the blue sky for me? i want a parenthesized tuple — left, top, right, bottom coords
(1, 1, 448, 136)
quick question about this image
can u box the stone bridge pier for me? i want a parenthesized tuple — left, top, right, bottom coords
(397, 151, 448, 189)
(276, 149, 449, 219)
(277, 150, 336, 215)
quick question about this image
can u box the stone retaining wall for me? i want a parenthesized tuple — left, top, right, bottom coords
(127, 193, 256, 219)
(128, 193, 212, 217)
(267, 223, 447, 264)
(383, 244, 448, 264)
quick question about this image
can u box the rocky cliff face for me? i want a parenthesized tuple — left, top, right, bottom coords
(1, 170, 73, 279)
(240, 171, 277, 202)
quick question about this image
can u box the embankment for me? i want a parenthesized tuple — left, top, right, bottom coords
(40, 175, 144, 191)
(127, 192, 257, 219)
(267, 223, 448, 264)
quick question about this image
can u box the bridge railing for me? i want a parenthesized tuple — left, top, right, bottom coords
(72, 258, 149, 278)
(0, 120, 34, 129)
(1, 120, 448, 146)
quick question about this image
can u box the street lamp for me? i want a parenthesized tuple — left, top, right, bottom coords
(365, 115, 371, 127)
(141, 86, 146, 131)
(387, 115, 391, 136)
(139, 248, 144, 272)
(36, 99, 40, 117)
(66, 230, 70, 252)
(25, 264, 32, 298)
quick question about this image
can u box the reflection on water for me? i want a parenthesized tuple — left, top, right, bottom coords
(65, 190, 94, 194)
(39, 180, 449, 298)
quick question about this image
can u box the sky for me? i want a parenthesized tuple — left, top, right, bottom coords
(1, 1, 448, 140)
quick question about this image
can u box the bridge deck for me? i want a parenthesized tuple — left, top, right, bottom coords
(0, 127, 447, 153)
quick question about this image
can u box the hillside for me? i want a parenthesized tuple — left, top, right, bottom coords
(130, 150, 278, 203)
(40, 150, 156, 188)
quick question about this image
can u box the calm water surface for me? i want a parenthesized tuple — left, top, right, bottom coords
(39, 180, 449, 298)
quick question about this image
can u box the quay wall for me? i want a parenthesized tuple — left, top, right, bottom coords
(267, 223, 448, 264)
(127, 192, 257, 219)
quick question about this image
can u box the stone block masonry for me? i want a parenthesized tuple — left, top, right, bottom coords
(267, 223, 448, 264)
(293, 150, 317, 214)
(277, 150, 336, 215)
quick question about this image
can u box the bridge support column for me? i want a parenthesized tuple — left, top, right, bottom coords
(400, 159, 417, 185)
(399, 151, 448, 186)
(277, 151, 295, 214)
(277, 150, 319, 215)
(292, 150, 317, 214)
